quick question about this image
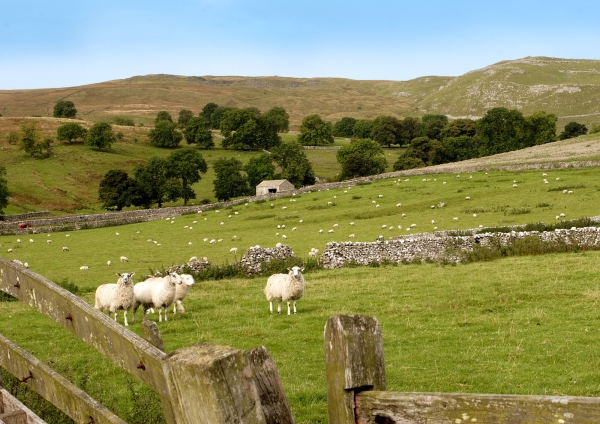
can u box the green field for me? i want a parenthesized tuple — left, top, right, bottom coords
(2, 166, 600, 422)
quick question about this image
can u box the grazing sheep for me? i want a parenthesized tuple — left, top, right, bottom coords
(220, 221, 224, 226)
(173, 274, 195, 314)
(282, 235, 287, 239)
(17, 239, 21, 243)
(292, 227, 297, 231)
(348, 234, 355, 238)
(328, 202, 333, 206)
(276, 243, 283, 248)
(189, 256, 198, 262)
(80, 266, 90, 270)
(543, 173, 547, 176)
(29, 239, 34, 243)
(107, 260, 112, 266)
(230, 247, 238, 254)
(378, 195, 384, 198)
(132, 273, 182, 323)
(7, 248, 12, 253)
(381, 225, 387, 229)
(24, 262, 29, 269)
(94, 273, 136, 326)
(62, 246, 69, 251)
(13, 259, 24, 266)
(371, 200, 376, 204)
(465, 196, 471, 200)
(120, 256, 129, 262)
(210, 239, 216, 244)
(319, 229, 323, 234)
(282, 206, 287, 210)
(349, 222, 355, 226)
(513, 184, 518, 188)
(473, 213, 477, 218)
(453, 217, 459, 221)
(328, 229, 334, 233)
(47, 239, 52, 244)
(264, 266, 305, 315)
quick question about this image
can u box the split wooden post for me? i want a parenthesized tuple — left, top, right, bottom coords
(324, 314, 386, 424)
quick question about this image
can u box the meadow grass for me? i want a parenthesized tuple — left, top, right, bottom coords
(4, 253, 600, 423)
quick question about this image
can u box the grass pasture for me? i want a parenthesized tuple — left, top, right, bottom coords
(2, 167, 600, 422)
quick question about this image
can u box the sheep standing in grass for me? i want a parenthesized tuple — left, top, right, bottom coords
(132, 273, 182, 323)
(173, 274, 195, 314)
(94, 273, 136, 326)
(264, 266, 305, 315)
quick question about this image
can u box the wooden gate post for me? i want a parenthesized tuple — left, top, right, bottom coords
(324, 315, 386, 424)
(163, 343, 267, 424)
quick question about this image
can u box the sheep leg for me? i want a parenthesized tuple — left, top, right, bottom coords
(277, 301, 281, 314)
(287, 302, 291, 315)
(112, 311, 117, 322)
(159, 307, 163, 322)
(142, 307, 148, 322)
(164, 307, 168, 322)
(269, 301, 273, 313)
(177, 301, 185, 313)
(131, 306, 137, 324)
(293, 301, 297, 314)
(123, 310, 129, 327)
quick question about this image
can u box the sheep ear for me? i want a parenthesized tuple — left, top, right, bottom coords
(300, 267, 305, 272)
(130, 272, 135, 277)
(287, 267, 292, 272)
(116, 272, 122, 277)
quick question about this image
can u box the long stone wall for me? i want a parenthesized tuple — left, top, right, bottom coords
(321, 226, 600, 268)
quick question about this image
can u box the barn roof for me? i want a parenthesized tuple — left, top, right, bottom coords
(256, 179, 291, 187)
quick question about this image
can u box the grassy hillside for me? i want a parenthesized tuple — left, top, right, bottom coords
(2, 167, 600, 423)
(2, 57, 600, 131)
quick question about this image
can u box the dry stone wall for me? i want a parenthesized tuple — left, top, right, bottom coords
(240, 245, 295, 274)
(321, 226, 600, 268)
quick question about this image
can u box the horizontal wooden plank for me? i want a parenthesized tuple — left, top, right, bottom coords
(0, 389, 46, 424)
(0, 259, 169, 399)
(355, 390, 600, 424)
(0, 336, 125, 424)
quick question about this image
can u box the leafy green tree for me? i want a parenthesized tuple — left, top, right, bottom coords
(6, 131, 19, 145)
(200, 102, 219, 124)
(177, 109, 194, 127)
(165, 149, 208, 205)
(56, 122, 87, 143)
(405, 137, 444, 165)
(53, 100, 77, 118)
(19, 121, 53, 157)
(353, 119, 374, 139)
(372, 116, 400, 147)
(476, 107, 525, 155)
(148, 121, 182, 148)
(440, 118, 477, 139)
(220, 108, 281, 150)
(184, 116, 214, 148)
(98, 169, 136, 211)
(0, 165, 9, 215)
(397, 117, 422, 145)
(271, 142, 316, 188)
(85, 122, 115, 150)
(213, 157, 251, 201)
(441, 136, 480, 163)
(263, 106, 290, 133)
(133, 157, 169, 208)
(523, 111, 557, 146)
(336, 139, 387, 179)
(559, 121, 588, 140)
(393, 154, 426, 170)
(422, 114, 448, 140)
(210, 106, 233, 129)
(244, 154, 276, 188)
(333, 117, 357, 137)
(154, 111, 173, 124)
(297, 114, 334, 146)
(113, 117, 135, 126)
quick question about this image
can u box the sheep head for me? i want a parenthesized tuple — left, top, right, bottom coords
(287, 266, 305, 278)
(167, 272, 183, 285)
(117, 272, 135, 284)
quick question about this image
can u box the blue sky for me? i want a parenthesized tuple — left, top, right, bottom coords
(2, 0, 599, 89)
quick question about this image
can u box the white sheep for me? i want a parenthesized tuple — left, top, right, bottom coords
(132, 273, 182, 323)
(7, 248, 12, 253)
(80, 266, 90, 270)
(173, 274, 195, 314)
(107, 260, 111, 266)
(349, 222, 355, 226)
(189, 256, 198, 262)
(29, 239, 34, 243)
(47, 239, 52, 244)
(264, 266, 305, 315)
(94, 273, 136, 326)
(62, 246, 69, 251)
(120, 256, 128, 262)
(230, 247, 238, 254)
(349, 234, 355, 238)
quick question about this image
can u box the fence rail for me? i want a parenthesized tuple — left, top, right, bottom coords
(0, 259, 293, 423)
(324, 314, 600, 424)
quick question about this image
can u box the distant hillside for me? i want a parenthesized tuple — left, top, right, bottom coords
(1, 57, 599, 129)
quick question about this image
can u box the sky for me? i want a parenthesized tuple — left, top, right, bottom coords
(2, 0, 599, 90)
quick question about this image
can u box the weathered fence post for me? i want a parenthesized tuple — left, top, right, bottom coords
(324, 315, 386, 424)
(142, 321, 165, 352)
(163, 343, 267, 424)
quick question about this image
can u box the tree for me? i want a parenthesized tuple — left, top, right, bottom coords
(165, 149, 208, 205)
(184, 116, 214, 148)
(85, 122, 115, 150)
(200, 102, 219, 124)
(393, 155, 426, 171)
(213, 157, 251, 201)
(98, 170, 136, 211)
(210, 106, 233, 129)
(154, 111, 173, 124)
(53, 100, 77, 118)
(220, 108, 281, 150)
(0, 165, 8, 215)
(421, 114, 448, 141)
(476, 107, 525, 155)
(56, 122, 87, 143)
(19, 121, 53, 157)
(333, 117, 357, 138)
(353, 119, 374, 139)
(336, 139, 387, 179)
(271, 142, 316, 188)
(244, 154, 276, 188)
(113, 117, 135, 126)
(441, 136, 480, 163)
(263, 106, 290, 133)
(523, 111, 557, 146)
(372, 116, 400, 147)
(133, 157, 169, 208)
(297, 114, 334, 146)
(148, 120, 182, 148)
(397, 117, 422, 145)
(177, 109, 194, 127)
(440, 118, 477, 139)
(559, 121, 588, 140)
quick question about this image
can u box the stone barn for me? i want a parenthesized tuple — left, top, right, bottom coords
(255, 179, 295, 196)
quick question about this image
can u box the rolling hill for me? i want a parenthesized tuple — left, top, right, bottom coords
(2, 57, 600, 129)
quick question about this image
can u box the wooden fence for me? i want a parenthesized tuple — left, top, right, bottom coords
(324, 314, 600, 424)
(0, 259, 294, 424)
